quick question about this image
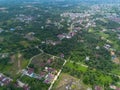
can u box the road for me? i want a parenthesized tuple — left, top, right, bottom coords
(27, 51, 44, 68)
(48, 60, 67, 90)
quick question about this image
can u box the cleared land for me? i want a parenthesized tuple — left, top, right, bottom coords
(0, 53, 29, 78)
(53, 73, 90, 90)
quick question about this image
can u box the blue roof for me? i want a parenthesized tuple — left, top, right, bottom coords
(10, 28, 15, 31)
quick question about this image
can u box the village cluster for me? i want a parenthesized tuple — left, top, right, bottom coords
(0, 1, 120, 90)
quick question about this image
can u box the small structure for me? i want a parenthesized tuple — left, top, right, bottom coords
(104, 44, 111, 50)
(94, 86, 102, 90)
(24, 32, 35, 41)
(0, 73, 12, 86)
(16, 80, 30, 90)
(10, 28, 15, 31)
(57, 34, 66, 40)
(40, 72, 46, 78)
(96, 46, 100, 50)
(111, 51, 116, 60)
(66, 35, 71, 39)
(23, 85, 30, 90)
(110, 85, 117, 90)
(0, 53, 9, 58)
(44, 73, 54, 84)
(85, 56, 90, 61)
(60, 53, 64, 58)
(27, 68, 34, 77)
(116, 88, 120, 90)
(0, 28, 3, 33)
(22, 68, 34, 77)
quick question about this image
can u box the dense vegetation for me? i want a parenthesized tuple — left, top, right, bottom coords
(0, 0, 120, 90)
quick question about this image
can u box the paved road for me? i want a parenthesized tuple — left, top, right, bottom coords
(48, 60, 67, 90)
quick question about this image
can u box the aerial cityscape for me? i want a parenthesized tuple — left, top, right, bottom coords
(0, 0, 120, 90)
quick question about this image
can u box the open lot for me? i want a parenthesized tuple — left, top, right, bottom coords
(53, 73, 90, 90)
(0, 53, 29, 78)
(65, 61, 87, 73)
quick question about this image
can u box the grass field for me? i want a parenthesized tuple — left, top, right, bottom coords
(65, 62, 87, 73)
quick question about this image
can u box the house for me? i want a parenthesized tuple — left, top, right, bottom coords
(41, 26, 44, 29)
(44, 73, 54, 84)
(27, 68, 34, 77)
(10, 28, 15, 31)
(118, 36, 120, 40)
(51, 41, 61, 46)
(87, 88, 92, 90)
(95, 86, 102, 90)
(116, 87, 120, 90)
(0, 73, 12, 86)
(60, 53, 64, 58)
(17, 80, 25, 87)
(24, 32, 35, 41)
(57, 34, 66, 40)
(22, 68, 34, 77)
(41, 41, 45, 44)
(66, 35, 71, 39)
(96, 46, 100, 50)
(40, 72, 46, 78)
(117, 34, 120, 40)
(16, 80, 30, 90)
(111, 51, 116, 60)
(46, 40, 53, 45)
(74, 27, 81, 31)
(44, 67, 57, 75)
(15, 26, 23, 30)
(110, 85, 117, 89)
(47, 59, 52, 64)
(69, 32, 76, 37)
(0, 53, 9, 58)
(44, 67, 48, 72)
(0, 28, 3, 33)
(16, 15, 33, 23)
(85, 56, 90, 61)
(48, 68, 54, 72)
(104, 44, 111, 50)
(102, 29, 107, 32)
(45, 40, 61, 46)
(2, 78, 10, 85)
(23, 85, 30, 90)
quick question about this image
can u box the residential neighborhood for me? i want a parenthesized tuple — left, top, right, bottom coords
(0, 0, 120, 90)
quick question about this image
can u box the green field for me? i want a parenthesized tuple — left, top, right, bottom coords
(65, 61, 87, 72)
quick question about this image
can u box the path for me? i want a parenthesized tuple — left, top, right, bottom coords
(48, 60, 67, 90)
(17, 53, 22, 74)
(27, 53, 43, 68)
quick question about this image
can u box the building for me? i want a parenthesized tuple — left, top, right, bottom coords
(0, 73, 12, 86)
